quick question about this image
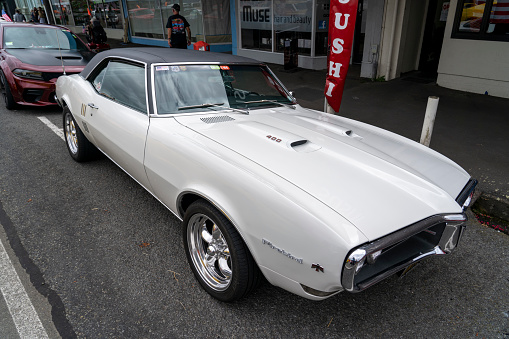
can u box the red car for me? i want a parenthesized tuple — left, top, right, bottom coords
(0, 22, 95, 109)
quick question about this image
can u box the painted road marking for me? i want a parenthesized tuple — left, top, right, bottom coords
(0, 239, 49, 339)
(38, 116, 65, 141)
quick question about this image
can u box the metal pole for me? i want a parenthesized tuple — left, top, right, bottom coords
(420, 96, 439, 147)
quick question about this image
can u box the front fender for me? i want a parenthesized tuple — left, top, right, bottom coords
(144, 116, 368, 299)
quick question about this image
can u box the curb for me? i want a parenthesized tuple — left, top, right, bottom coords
(471, 192, 509, 235)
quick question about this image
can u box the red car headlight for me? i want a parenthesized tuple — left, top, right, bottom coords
(12, 69, 44, 81)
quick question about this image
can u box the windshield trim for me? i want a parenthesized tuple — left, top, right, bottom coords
(149, 62, 294, 116)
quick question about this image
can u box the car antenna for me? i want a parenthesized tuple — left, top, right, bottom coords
(55, 28, 66, 75)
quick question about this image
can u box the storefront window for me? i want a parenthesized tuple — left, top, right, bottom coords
(315, 0, 329, 56)
(240, 0, 272, 51)
(489, 0, 509, 35)
(91, 0, 123, 29)
(202, 0, 231, 43)
(14, 0, 42, 20)
(274, 0, 312, 56)
(453, 0, 509, 40)
(69, 0, 92, 27)
(51, 1, 73, 26)
(127, 0, 164, 39)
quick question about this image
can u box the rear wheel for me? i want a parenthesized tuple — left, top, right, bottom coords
(63, 107, 96, 162)
(0, 71, 16, 110)
(183, 200, 261, 302)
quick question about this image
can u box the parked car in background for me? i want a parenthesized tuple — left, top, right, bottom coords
(55, 48, 477, 302)
(0, 22, 94, 109)
(128, 8, 155, 20)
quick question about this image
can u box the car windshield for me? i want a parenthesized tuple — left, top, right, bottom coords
(153, 64, 295, 114)
(3, 27, 88, 50)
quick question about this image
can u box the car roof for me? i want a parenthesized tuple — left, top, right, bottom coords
(0, 22, 64, 29)
(80, 47, 262, 78)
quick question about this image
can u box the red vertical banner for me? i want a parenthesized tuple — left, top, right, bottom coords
(325, 0, 359, 112)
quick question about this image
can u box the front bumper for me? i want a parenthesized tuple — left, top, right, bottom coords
(10, 72, 78, 107)
(341, 179, 477, 293)
(341, 213, 467, 292)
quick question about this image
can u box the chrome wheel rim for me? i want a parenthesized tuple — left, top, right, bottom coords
(187, 213, 232, 291)
(65, 114, 78, 154)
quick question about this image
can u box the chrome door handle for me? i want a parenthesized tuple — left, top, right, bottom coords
(87, 103, 99, 109)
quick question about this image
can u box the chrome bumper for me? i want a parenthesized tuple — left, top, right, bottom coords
(54, 94, 62, 107)
(341, 213, 467, 293)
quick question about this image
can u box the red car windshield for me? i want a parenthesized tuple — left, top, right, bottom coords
(3, 26, 88, 51)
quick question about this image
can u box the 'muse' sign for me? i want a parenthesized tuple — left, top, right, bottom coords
(325, 0, 358, 112)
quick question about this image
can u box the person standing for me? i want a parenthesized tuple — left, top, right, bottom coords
(30, 7, 38, 22)
(13, 9, 25, 22)
(166, 4, 191, 49)
(38, 7, 46, 24)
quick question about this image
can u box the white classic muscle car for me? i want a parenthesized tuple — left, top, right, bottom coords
(55, 48, 477, 302)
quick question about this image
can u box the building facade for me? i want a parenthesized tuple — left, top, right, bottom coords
(16, 0, 508, 99)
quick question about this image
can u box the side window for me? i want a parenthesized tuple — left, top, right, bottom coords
(90, 60, 147, 113)
(92, 64, 108, 92)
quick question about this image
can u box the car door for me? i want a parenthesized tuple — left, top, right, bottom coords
(86, 59, 151, 190)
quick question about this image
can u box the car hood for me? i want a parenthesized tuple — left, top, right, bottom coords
(6, 49, 94, 67)
(174, 106, 470, 240)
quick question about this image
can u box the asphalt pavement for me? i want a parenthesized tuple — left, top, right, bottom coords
(99, 36, 509, 224)
(0, 105, 507, 337)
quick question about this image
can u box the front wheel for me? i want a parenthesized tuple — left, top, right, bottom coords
(63, 107, 96, 162)
(0, 71, 16, 110)
(183, 200, 261, 302)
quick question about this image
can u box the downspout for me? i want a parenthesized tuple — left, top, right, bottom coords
(380, 0, 400, 80)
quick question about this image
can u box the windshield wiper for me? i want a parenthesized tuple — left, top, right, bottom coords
(178, 102, 224, 110)
(240, 99, 296, 109)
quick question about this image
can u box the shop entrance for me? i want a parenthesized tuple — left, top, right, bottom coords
(418, 0, 449, 76)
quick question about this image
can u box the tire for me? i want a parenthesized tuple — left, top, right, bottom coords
(183, 200, 261, 302)
(63, 107, 96, 162)
(0, 71, 16, 110)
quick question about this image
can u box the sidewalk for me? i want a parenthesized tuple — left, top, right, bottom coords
(96, 37, 509, 225)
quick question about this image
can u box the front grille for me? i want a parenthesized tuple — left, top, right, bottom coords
(23, 89, 44, 102)
(42, 72, 79, 81)
(342, 213, 467, 293)
(354, 223, 446, 285)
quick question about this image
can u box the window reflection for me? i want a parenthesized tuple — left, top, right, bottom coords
(455, 0, 509, 38)
(154, 65, 293, 115)
(489, 0, 509, 35)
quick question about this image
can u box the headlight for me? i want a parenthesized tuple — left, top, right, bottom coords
(12, 69, 44, 80)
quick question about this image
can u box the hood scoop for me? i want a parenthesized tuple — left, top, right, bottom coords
(290, 139, 321, 153)
(200, 116, 235, 124)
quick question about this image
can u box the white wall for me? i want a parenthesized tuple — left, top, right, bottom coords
(437, 0, 509, 98)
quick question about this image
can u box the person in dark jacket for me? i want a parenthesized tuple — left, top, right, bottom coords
(30, 7, 38, 22)
(87, 17, 107, 44)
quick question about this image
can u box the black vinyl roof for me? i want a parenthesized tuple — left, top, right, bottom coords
(80, 47, 262, 78)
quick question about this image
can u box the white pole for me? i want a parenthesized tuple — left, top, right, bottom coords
(420, 96, 439, 147)
(324, 98, 336, 114)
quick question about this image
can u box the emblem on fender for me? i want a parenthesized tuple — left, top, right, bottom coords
(311, 263, 324, 273)
(262, 238, 303, 264)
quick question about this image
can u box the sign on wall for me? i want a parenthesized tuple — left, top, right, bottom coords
(240, 1, 272, 30)
(240, 1, 313, 32)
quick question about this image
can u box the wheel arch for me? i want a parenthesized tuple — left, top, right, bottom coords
(177, 190, 264, 271)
